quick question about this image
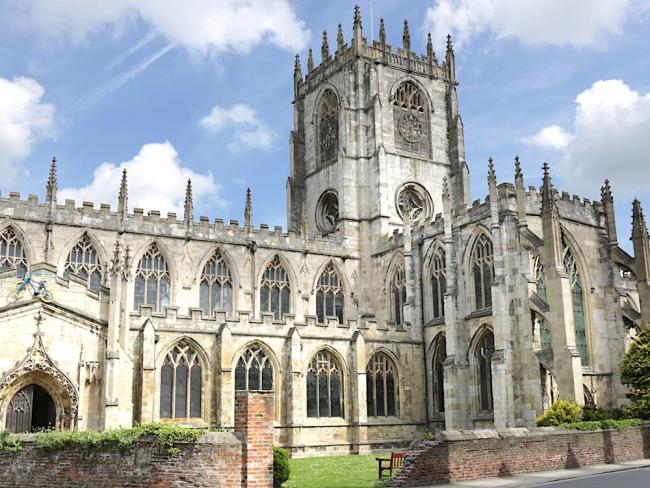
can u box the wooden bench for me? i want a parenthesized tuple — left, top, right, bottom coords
(376, 451, 406, 479)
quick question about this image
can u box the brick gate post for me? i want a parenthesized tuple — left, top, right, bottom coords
(235, 391, 274, 488)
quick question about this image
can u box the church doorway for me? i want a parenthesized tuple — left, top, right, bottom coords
(5, 384, 56, 432)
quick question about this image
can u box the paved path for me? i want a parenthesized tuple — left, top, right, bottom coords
(424, 459, 650, 487)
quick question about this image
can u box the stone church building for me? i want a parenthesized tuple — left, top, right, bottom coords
(0, 8, 648, 454)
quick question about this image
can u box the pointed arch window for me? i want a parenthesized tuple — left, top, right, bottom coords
(393, 81, 429, 157)
(260, 256, 291, 320)
(563, 247, 589, 366)
(319, 90, 339, 165)
(471, 235, 494, 311)
(0, 227, 27, 276)
(65, 235, 103, 292)
(390, 259, 407, 326)
(366, 352, 398, 417)
(533, 255, 547, 301)
(316, 262, 344, 324)
(432, 337, 447, 414)
(200, 251, 233, 316)
(134, 244, 170, 312)
(431, 247, 446, 319)
(307, 350, 343, 418)
(235, 345, 273, 391)
(160, 341, 202, 419)
(475, 329, 494, 413)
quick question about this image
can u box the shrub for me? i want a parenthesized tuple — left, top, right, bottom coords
(273, 446, 290, 488)
(421, 430, 435, 441)
(582, 405, 627, 421)
(621, 327, 650, 419)
(559, 419, 643, 431)
(0, 431, 22, 453)
(537, 400, 582, 426)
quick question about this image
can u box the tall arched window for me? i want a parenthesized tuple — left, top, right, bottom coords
(533, 255, 547, 301)
(366, 352, 398, 417)
(471, 235, 494, 310)
(235, 345, 273, 391)
(316, 262, 344, 324)
(430, 247, 446, 319)
(319, 90, 339, 165)
(563, 247, 589, 366)
(306, 350, 343, 418)
(160, 341, 202, 419)
(390, 259, 407, 325)
(393, 81, 429, 157)
(65, 235, 103, 292)
(134, 243, 170, 312)
(432, 336, 446, 414)
(475, 329, 494, 413)
(0, 227, 27, 276)
(200, 251, 233, 316)
(260, 256, 291, 320)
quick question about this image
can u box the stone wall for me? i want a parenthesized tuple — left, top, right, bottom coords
(393, 425, 650, 487)
(0, 392, 273, 488)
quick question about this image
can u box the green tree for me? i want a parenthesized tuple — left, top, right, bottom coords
(620, 326, 650, 419)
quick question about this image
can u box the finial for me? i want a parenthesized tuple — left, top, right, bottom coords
(379, 18, 386, 45)
(446, 33, 453, 52)
(321, 30, 330, 61)
(294, 53, 302, 76)
(46, 156, 57, 203)
(118, 168, 128, 215)
(514, 156, 523, 180)
(307, 48, 314, 72)
(442, 177, 449, 199)
(244, 187, 253, 232)
(184, 178, 193, 225)
(487, 157, 496, 184)
(337, 23, 345, 50)
(354, 4, 362, 28)
(632, 199, 648, 238)
(402, 20, 411, 52)
(427, 32, 434, 59)
(542, 161, 550, 177)
(601, 179, 613, 203)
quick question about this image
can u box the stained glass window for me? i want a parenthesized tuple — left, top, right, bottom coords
(306, 350, 343, 418)
(391, 259, 407, 325)
(316, 262, 344, 324)
(234, 345, 273, 391)
(471, 235, 494, 310)
(160, 341, 202, 419)
(260, 256, 291, 320)
(0, 227, 27, 277)
(134, 243, 170, 312)
(476, 330, 494, 413)
(431, 247, 446, 319)
(200, 251, 233, 316)
(65, 235, 102, 292)
(432, 337, 446, 414)
(366, 352, 398, 417)
(563, 248, 589, 366)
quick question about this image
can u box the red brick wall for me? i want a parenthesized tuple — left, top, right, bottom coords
(0, 392, 274, 488)
(393, 425, 650, 487)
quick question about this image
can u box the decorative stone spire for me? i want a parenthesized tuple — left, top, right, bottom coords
(514, 156, 527, 227)
(337, 23, 345, 50)
(118, 168, 128, 216)
(293, 53, 302, 97)
(353, 4, 363, 50)
(184, 178, 193, 226)
(244, 187, 253, 233)
(307, 48, 314, 72)
(427, 33, 436, 61)
(632, 199, 649, 240)
(514, 156, 523, 181)
(379, 18, 386, 46)
(46, 156, 57, 204)
(321, 30, 329, 61)
(601, 179, 617, 245)
(487, 157, 497, 186)
(540, 162, 558, 215)
(442, 177, 449, 201)
(402, 20, 411, 52)
(446, 33, 456, 83)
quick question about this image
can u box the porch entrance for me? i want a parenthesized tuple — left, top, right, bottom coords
(5, 384, 56, 432)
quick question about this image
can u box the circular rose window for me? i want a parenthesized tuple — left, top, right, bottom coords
(316, 191, 340, 234)
(396, 183, 432, 225)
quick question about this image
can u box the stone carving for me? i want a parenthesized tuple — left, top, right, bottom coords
(397, 183, 431, 224)
(398, 113, 425, 143)
(316, 191, 339, 233)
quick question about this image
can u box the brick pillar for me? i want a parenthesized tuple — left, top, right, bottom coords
(235, 391, 274, 488)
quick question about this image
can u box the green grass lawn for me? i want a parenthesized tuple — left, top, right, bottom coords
(283, 454, 383, 488)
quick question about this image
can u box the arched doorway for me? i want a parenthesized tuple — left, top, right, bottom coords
(6, 384, 56, 433)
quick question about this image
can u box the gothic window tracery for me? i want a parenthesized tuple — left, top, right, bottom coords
(200, 251, 233, 316)
(390, 258, 407, 326)
(319, 90, 339, 165)
(533, 255, 547, 301)
(430, 247, 446, 320)
(396, 183, 432, 225)
(393, 81, 429, 156)
(563, 245, 589, 366)
(306, 350, 343, 418)
(160, 341, 202, 419)
(475, 329, 495, 413)
(65, 235, 103, 292)
(235, 345, 273, 391)
(316, 262, 344, 324)
(471, 235, 494, 311)
(134, 243, 170, 312)
(432, 336, 446, 414)
(316, 191, 339, 234)
(366, 352, 398, 417)
(260, 256, 290, 320)
(0, 227, 27, 276)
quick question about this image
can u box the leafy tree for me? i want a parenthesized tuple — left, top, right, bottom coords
(620, 326, 650, 419)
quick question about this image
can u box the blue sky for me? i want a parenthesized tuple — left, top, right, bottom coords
(0, 0, 649, 251)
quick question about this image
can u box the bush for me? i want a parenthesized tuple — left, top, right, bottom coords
(421, 430, 435, 441)
(0, 431, 22, 453)
(537, 400, 582, 426)
(273, 447, 290, 488)
(559, 419, 643, 431)
(582, 405, 627, 421)
(621, 327, 650, 419)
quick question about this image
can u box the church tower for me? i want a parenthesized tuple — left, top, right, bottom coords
(287, 6, 470, 244)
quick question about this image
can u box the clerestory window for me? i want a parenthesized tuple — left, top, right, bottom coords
(65, 235, 102, 292)
(134, 243, 170, 312)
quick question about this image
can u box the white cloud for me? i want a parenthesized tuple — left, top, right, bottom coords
(200, 104, 276, 153)
(9, 0, 309, 53)
(59, 142, 224, 215)
(0, 76, 55, 183)
(522, 125, 574, 151)
(530, 80, 650, 198)
(425, 0, 641, 48)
